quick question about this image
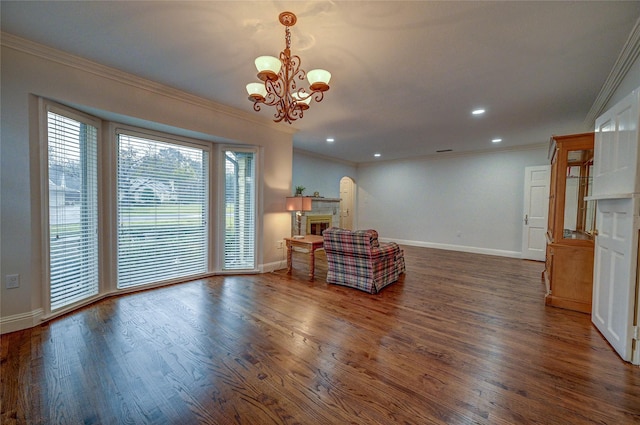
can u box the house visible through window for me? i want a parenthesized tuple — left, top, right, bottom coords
(47, 109, 99, 310)
(117, 132, 209, 288)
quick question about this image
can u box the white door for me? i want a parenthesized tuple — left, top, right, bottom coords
(592, 198, 637, 362)
(593, 88, 639, 196)
(339, 176, 355, 230)
(522, 165, 550, 261)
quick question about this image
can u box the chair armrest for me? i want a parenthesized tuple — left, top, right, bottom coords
(371, 242, 400, 261)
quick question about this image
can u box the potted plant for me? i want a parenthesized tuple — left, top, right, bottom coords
(294, 185, 305, 196)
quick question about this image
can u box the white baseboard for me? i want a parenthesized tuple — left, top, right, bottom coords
(260, 260, 288, 273)
(1, 308, 44, 334)
(381, 238, 522, 259)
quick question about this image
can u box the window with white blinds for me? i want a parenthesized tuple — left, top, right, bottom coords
(224, 150, 256, 270)
(47, 110, 99, 310)
(117, 132, 209, 288)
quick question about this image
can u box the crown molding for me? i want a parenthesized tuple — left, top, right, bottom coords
(357, 142, 548, 167)
(293, 148, 357, 167)
(1, 31, 297, 136)
(584, 16, 640, 128)
(296, 142, 547, 167)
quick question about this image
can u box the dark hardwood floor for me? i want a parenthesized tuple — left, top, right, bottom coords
(2, 246, 639, 424)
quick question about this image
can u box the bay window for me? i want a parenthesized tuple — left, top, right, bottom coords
(42, 101, 259, 316)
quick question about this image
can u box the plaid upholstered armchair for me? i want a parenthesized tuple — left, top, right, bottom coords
(322, 228, 405, 294)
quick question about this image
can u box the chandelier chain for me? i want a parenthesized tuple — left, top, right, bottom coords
(285, 26, 292, 51)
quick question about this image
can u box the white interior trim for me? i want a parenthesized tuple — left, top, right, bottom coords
(585, 16, 640, 127)
(0, 31, 296, 136)
(0, 309, 44, 334)
(383, 238, 522, 260)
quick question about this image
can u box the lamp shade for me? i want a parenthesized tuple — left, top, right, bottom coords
(307, 69, 331, 91)
(285, 196, 312, 211)
(246, 83, 267, 98)
(292, 92, 311, 110)
(255, 56, 281, 81)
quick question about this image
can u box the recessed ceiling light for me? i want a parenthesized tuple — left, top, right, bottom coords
(472, 109, 485, 115)
(492, 138, 502, 143)
(326, 138, 335, 143)
(374, 153, 381, 157)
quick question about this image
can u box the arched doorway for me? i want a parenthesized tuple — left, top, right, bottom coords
(339, 176, 355, 230)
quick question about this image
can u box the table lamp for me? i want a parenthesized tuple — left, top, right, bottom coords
(285, 196, 313, 238)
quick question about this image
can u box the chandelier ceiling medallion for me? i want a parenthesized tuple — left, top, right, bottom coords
(246, 11, 331, 124)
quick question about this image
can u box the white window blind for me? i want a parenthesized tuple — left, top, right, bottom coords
(117, 132, 208, 288)
(47, 110, 99, 310)
(224, 150, 256, 270)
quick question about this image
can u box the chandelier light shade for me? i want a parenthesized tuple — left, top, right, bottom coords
(306, 69, 331, 91)
(254, 56, 281, 81)
(246, 83, 267, 101)
(292, 93, 311, 110)
(246, 11, 331, 124)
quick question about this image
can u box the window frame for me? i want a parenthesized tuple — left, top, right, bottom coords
(218, 145, 260, 273)
(40, 100, 103, 318)
(38, 101, 261, 321)
(113, 126, 212, 289)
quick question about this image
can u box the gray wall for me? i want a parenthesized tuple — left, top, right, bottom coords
(293, 144, 549, 257)
(292, 150, 357, 199)
(356, 146, 548, 257)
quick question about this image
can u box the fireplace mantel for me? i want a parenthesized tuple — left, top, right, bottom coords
(309, 197, 340, 203)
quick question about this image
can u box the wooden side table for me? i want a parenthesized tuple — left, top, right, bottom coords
(284, 235, 324, 280)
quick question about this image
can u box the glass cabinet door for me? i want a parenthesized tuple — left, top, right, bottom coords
(561, 149, 595, 241)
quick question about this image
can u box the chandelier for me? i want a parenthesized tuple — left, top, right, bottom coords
(246, 11, 331, 124)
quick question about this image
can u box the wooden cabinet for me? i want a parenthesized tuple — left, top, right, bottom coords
(543, 132, 595, 313)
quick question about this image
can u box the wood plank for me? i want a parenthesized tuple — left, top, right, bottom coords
(2, 246, 639, 424)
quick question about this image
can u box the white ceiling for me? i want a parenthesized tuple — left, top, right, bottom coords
(3, 1, 640, 163)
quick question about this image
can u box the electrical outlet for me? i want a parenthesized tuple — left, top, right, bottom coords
(6, 274, 20, 289)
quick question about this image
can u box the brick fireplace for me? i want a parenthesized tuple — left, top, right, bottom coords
(290, 197, 340, 237)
